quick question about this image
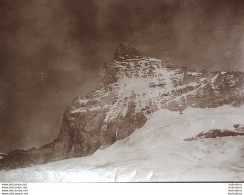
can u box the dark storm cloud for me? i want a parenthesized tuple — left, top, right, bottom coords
(0, 0, 243, 152)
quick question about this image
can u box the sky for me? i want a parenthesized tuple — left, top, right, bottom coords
(0, 0, 243, 153)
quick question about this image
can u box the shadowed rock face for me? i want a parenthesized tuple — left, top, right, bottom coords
(0, 43, 244, 170)
(114, 42, 141, 61)
(184, 129, 244, 141)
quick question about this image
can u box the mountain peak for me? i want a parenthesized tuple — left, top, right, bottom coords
(114, 42, 141, 61)
(1, 46, 244, 171)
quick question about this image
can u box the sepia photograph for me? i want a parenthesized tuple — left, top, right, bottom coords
(0, 0, 244, 182)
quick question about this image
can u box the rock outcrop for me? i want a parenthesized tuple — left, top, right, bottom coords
(184, 129, 244, 141)
(114, 42, 141, 61)
(1, 43, 244, 170)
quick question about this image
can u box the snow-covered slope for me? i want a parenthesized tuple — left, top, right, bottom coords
(1, 105, 244, 182)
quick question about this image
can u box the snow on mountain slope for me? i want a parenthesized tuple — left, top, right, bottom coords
(73, 56, 243, 122)
(0, 153, 6, 160)
(1, 105, 244, 182)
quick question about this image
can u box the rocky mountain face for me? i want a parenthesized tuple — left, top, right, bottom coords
(114, 42, 141, 60)
(1, 43, 244, 170)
